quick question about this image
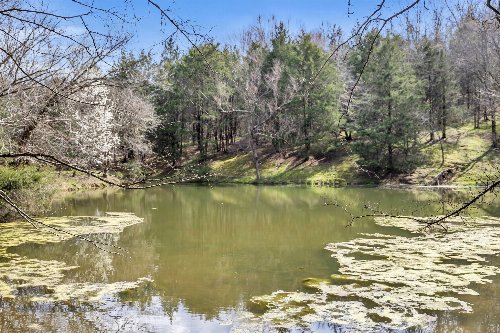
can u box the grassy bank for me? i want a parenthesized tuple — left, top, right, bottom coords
(1, 122, 498, 220)
(0, 165, 113, 220)
(0, 165, 54, 219)
(204, 123, 499, 186)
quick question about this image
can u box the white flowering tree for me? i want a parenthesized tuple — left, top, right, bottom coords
(70, 84, 120, 170)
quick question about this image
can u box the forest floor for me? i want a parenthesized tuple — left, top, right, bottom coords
(203, 122, 500, 187)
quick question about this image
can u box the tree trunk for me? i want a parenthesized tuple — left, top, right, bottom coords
(474, 102, 480, 129)
(196, 110, 206, 159)
(429, 104, 435, 142)
(272, 118, 281, 153)
(303, 96, 310, 153)
(18, 94, 59, 146)
(387, 99, 394, 171)
(249, 129, 261, 181)
(429, 74, 434, 142)
(492, 107, 498, 148)
(179, 109, 185, 157)
(475, 91, 481, 128)
(439, 133, 445, 167)
(441, 92, 446, 139)
(466, 85, 471, 127)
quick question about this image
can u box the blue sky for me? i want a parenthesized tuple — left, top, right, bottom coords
(51, 0, 435, 53)
(130, 0, 390, 49)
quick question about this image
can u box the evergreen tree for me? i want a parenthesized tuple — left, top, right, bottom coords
(292, 32, 340, 154)
(415, 37, 456, 141)
(149, 40, 185, 164)
(353, 35, 423, 172)
(262, 21, 297, 152)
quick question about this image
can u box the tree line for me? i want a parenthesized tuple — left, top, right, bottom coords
(1, 2, 498, 183)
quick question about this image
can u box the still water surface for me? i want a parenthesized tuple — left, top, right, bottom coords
(1, 185, 498, 332)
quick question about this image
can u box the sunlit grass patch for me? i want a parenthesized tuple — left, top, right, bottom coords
(408, 122, 499, 185)
(208, 149, 368, 186)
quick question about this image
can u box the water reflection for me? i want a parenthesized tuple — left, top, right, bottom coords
(1, 185, 499, 332)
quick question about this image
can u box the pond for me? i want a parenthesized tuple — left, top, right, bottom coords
(0, 185, 498, 332)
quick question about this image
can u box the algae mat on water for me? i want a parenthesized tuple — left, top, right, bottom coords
(0, 212, 150, 302)
(240, 216, 500, 333)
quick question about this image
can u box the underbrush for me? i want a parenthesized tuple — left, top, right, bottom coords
(0, 165, 55, 220)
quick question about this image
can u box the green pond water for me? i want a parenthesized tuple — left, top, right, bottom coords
(0, 185, 498, 332)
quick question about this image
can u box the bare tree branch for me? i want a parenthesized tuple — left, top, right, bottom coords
(0, 152, 206, 189)
(0, 189, 126, 255)
(486, 0, 500, 23)
(426, 178, 500, 226)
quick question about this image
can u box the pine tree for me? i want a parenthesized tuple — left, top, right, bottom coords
(353, 35, 423, 172)
(292, 32, 340, 153)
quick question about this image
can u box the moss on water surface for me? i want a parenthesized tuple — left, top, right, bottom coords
(237, 216, 500, 333)
(0, 212, 150, 302)
(1, 206, 499, 332)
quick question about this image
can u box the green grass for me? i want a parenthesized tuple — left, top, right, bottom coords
(409, 122, 499, 185)
(208, 149, 372, 186)
(206, 122, 499, 186)
(0, 165, 56, 219)
(0, 165, 51, 191)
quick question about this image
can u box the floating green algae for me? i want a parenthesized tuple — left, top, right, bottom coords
(0, 212, 143, 251)
(244, 216, 500, 332)
(31, 277, 153, 302)
(0, 213, 149, 302)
